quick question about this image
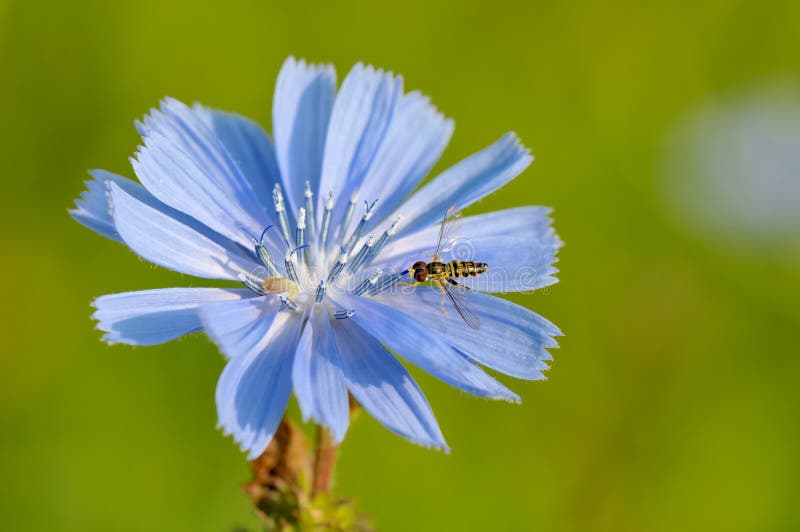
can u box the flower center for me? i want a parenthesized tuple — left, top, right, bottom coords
(237, 182, 406, 313)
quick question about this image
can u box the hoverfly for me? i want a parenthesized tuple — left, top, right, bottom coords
(406, 206, 487, 330)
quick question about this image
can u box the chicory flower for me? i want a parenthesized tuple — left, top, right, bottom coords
(71, 57, 562, 458)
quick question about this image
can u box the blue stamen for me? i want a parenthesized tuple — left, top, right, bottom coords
(254, 225, 280, 276)
(348, 234, 375, 273)
(295, 208, 306, 262)
(327, 248, 348, 283)
(315, 280, 326, 303)
(273, 184, 292, 247)
(336, 191, 358, 246)
(238, 272, 267, 295)
(353, 268, 382, 296)
(259, 224, 275, 244)
(368, 269, 409, 296)
(344, 198, 378, 254)
(280, 296, 299, 311)
(320, 192, 333, 250)
(304, 181, 316, 237)
(334, 309, 355, 320)
(364, 216, 402, 267)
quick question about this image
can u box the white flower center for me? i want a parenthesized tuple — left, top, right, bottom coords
(237, 182, 405, 315)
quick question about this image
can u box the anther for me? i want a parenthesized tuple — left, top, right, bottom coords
(280, 296, 299, 311)
(304, 181, 316, 237)
(347, 234, 375, 273)
(254, 225, 280, 276)
(336, 191, 358, 246)
(320, 192, 333, 250)
(334, 309, 355, 320)
(273, 184, 292, 246)
(327, 248, 348, 283)
(284, 244, 309, 284)
(295, 207, 306, 262)
(315, 280, 326, 303)
(238, 272, 267, 295)
(368, 269, 409, 296)
(353, 268, 382, 296)
(344, 199, 378, 254)
(284, 254, 298, 284)
(364, 216, 402, 267)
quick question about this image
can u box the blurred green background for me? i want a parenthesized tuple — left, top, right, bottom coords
(1, 0, 799, 530)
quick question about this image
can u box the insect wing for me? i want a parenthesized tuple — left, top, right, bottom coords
(443, 280, 480, 330)
(432, 205, 463, 260)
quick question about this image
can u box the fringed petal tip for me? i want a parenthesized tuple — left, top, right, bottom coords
(428, 436, 451, 454)
(504, 131, 535, 161)
(498, 391, 522, 405)
(99, 333, 120, 346)
(215, 424, 267, 460)
(281, 55, 336, 80)
(398, 433, 450, 454)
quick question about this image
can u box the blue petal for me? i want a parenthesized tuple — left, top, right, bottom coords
(292, 307, 349, 442)
(109, 182, 260, 280)
(203, 298, 300, 458)
(200, 295, 282, 359)
(70, 169, 183, 243)
(70, 170, 131, 242)
(377, 207, 561, 292)
(70, 169, 252, 249)
(92, 288, 253, 346)
(385, 133, 533, 237)
(195, 105, 280, 215)
(347, 90, 454, 233)
(331, 315, 447, 450)
(273, 57, 336, 215)
(317, 64, 402, 231)
(133, 98, 273, 250)
(375, 290, 560, 380)
(337, 293, 519, 401)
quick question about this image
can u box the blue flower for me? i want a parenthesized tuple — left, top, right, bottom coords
(71, 57, 562, 458)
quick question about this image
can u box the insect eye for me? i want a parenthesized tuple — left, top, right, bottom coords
(415, 270, 428, 282)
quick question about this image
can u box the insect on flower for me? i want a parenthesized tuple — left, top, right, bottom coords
(406, 206, 486, 330)
(70, 57, 563, 458)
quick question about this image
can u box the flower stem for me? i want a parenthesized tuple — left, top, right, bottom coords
(312, 425, 338, 497)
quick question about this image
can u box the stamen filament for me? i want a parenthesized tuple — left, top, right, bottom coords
(344, 199, 378, 254)
(364, 216, 402, 267)
(280, 296, 299, 311)
(348, 234, 374, 273)
(304, 181, 316, 237)
(255, 244, 280, 277)
(273, 184, 292, 246)
(285, 249, 300, 284)
(336, 191, 358, 247)
(320, 192, 333, 250)
(327, 249, 348, 283)
(368, 270, 408, 296)
(238, 272, 268, 295)
(353, 268, 382, 296)
(315, 280, 326, 303)
(296, 208, 306, 262)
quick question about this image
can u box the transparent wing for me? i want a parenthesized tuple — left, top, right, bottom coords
(432, 205, 463, 260)
(442, 280, 480, 330)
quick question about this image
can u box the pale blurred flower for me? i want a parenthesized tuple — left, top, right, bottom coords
(663, 82, 800, 252)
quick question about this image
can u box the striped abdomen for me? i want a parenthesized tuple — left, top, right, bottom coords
(446, 260, 487, 278)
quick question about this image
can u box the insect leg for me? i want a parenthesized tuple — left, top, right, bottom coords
(446, 278, 472, 290)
